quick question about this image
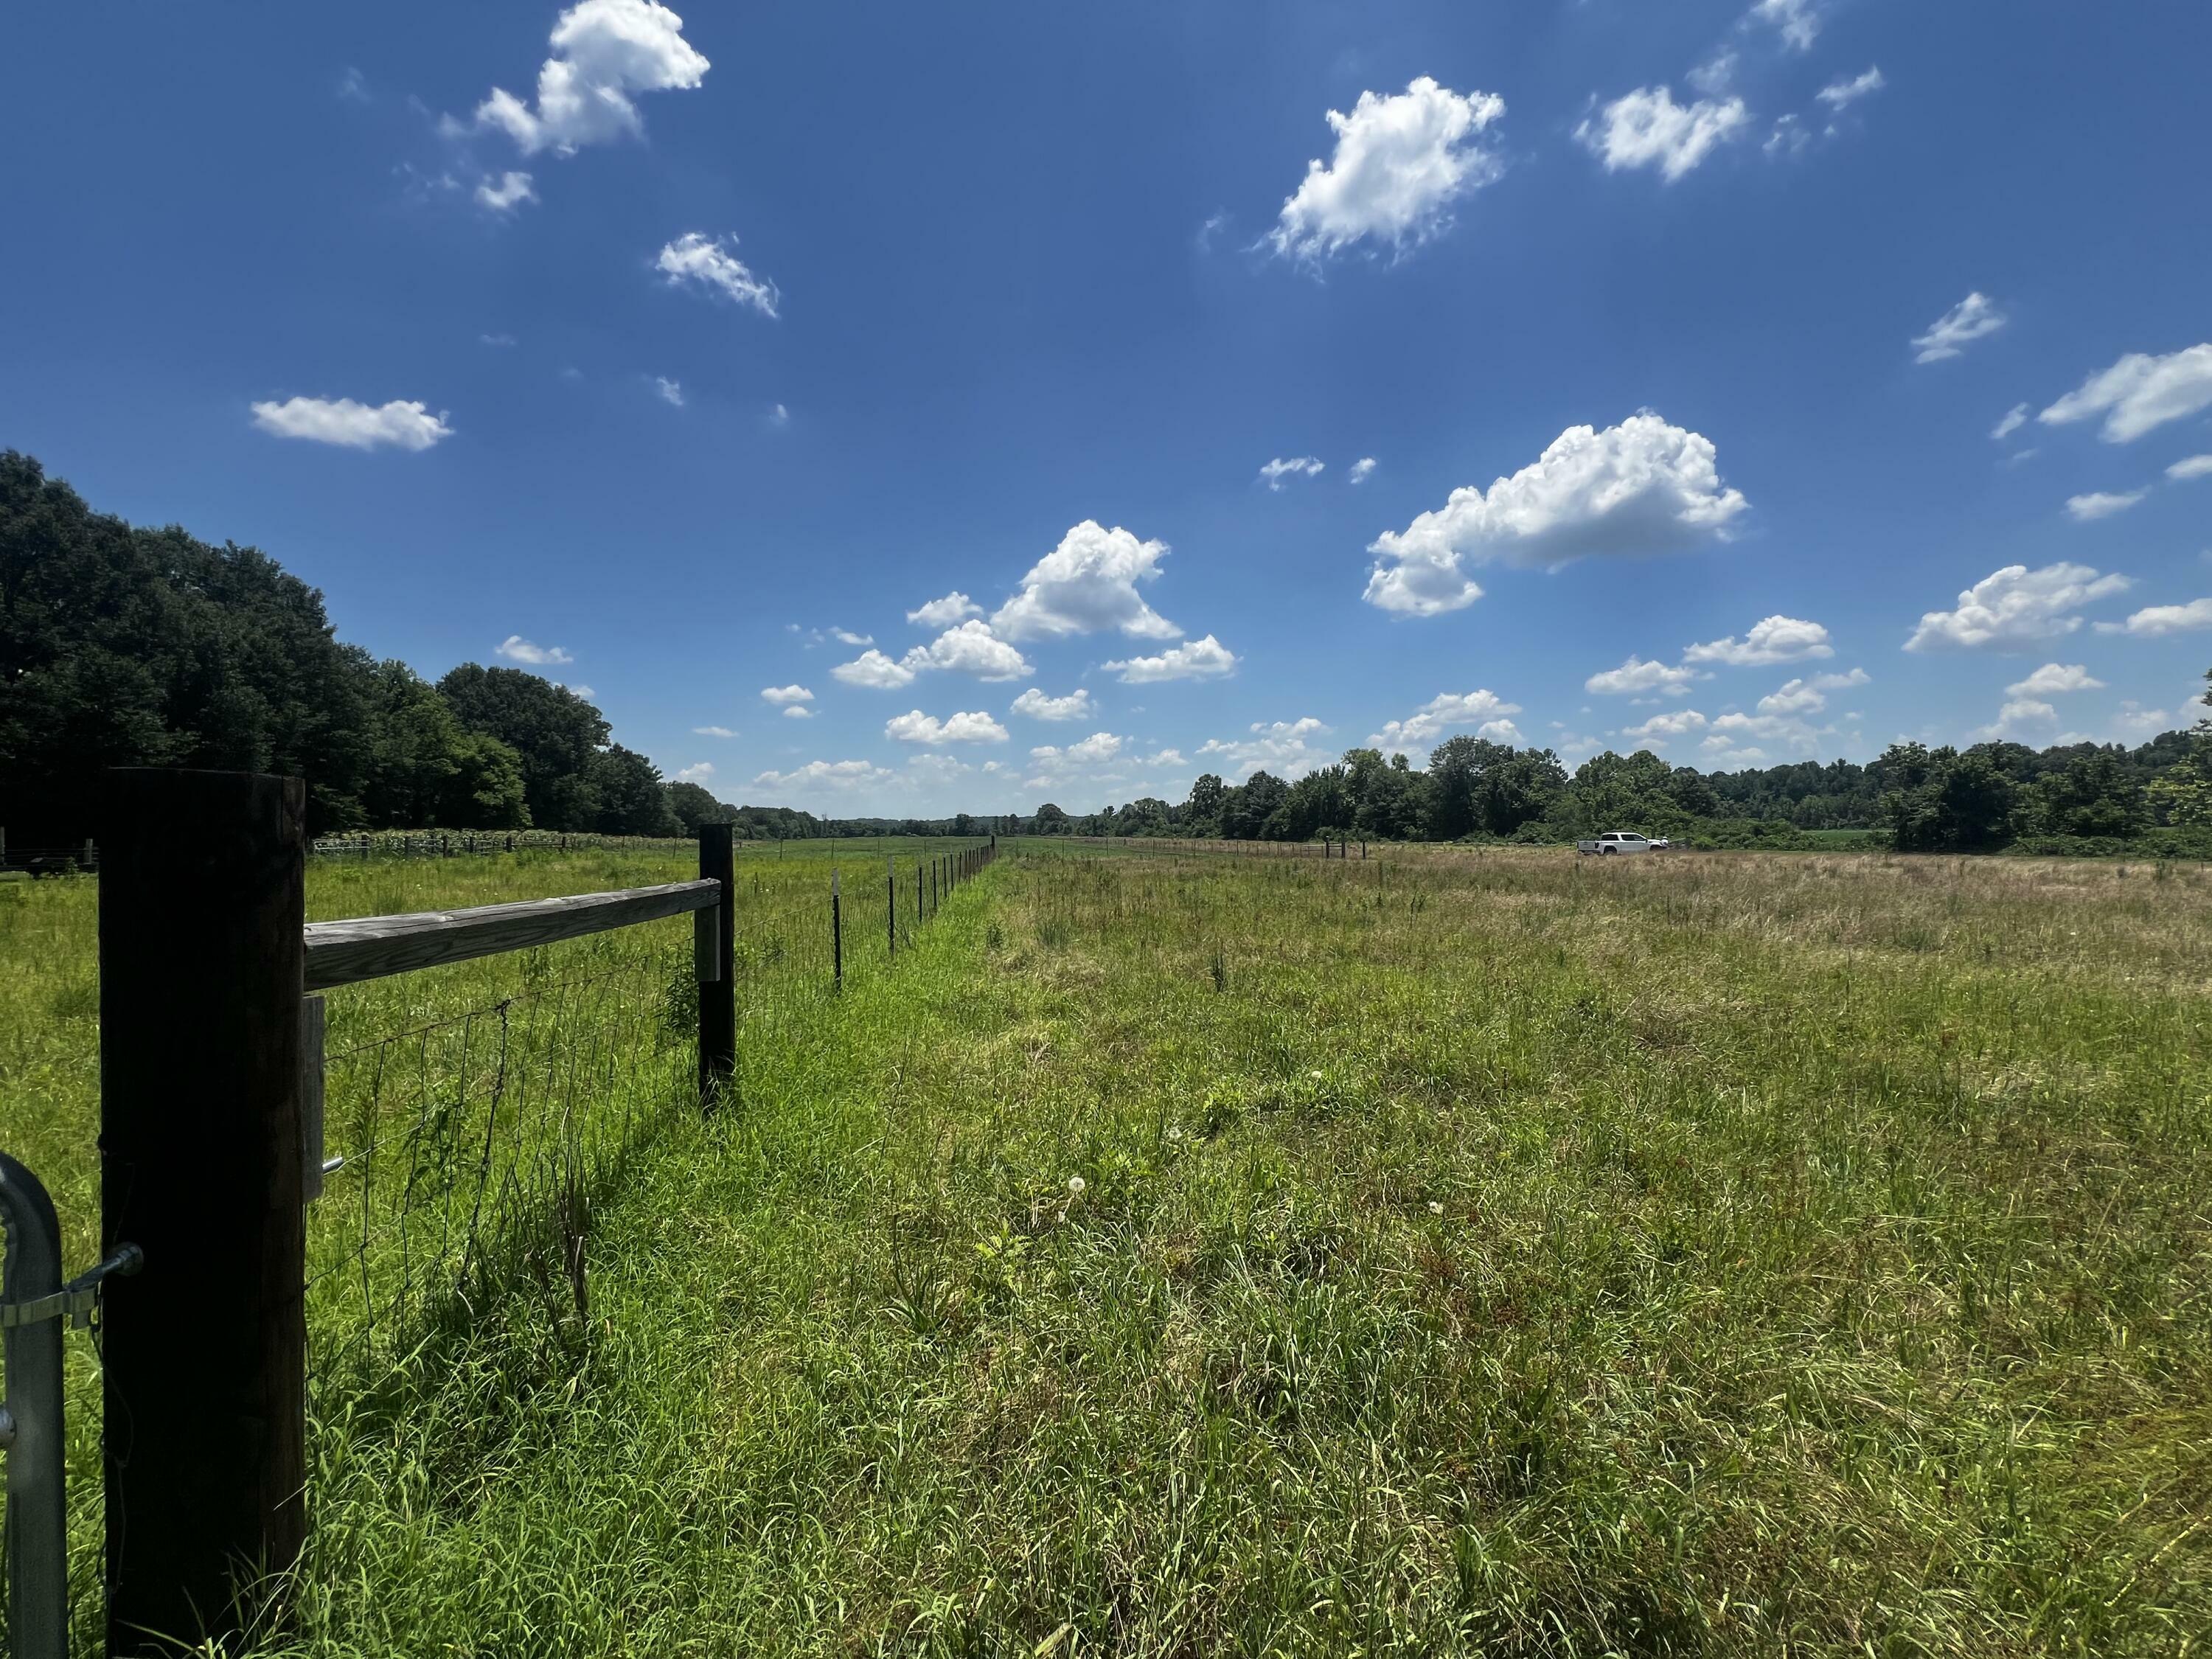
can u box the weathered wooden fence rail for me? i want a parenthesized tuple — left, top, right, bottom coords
(86, 771, 742, 1655)
(2, 772, 1003, 1657)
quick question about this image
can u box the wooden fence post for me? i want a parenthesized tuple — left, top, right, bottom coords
(697, 824, 736, 1110)
(887, 858, 896, 959)
(99, 768, 307, 1655)
(831, 868, 843, 990)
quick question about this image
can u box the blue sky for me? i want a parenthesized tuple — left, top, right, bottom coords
(5, 0, 2210, 815)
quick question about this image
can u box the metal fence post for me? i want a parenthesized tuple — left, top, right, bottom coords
(1, 1152, 66, 1659)
(886, 858, 896, 960)
(697, 824, 736, 1110)
(831, 868, 843, 990)
(100, 768, 307, 1655)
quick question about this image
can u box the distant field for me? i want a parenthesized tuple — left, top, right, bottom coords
(1798, 827, 1881, 848)
(4, 842, 2208, 1655)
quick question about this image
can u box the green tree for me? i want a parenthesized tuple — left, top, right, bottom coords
(665, 780, 733, 835)
(2029, 746, 2143, 838)
(1183, 773, 1228, 835)
(1565, 750, 1683, 839)
(1882, 744, 2020, 851)
(361, 661, 529, 829)
(2146, 669, 2212, 825)
(1485, 747, 1568, 835)
(588, 745, 683, 837)
(1222, 771, 1287, 840)
(437, 664, 611, 830)
(1115, 797, 1172, 835)
(1, 451, 378, 835)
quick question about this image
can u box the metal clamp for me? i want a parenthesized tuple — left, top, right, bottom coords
(0, 1242, 142, 1330)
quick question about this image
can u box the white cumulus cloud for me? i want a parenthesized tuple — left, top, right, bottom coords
(476, 170, 538, 212)
(675, 761, 714, 783)
(1619, 709, 1709, 749)
(471, 0, 709, 156)
(250, 396, 453, 451)
(2066, 490, 2146, 522)
(1757, 667, 1868, 715)
(496, 635, 574, 666)
(1029, 732, 1128, 776)
(2041, 344, 2212, 442)
(782, 705, 813, 720)
(656, 232, 780, 318)
(903, 620, 1033, 681)
(1259, 456, 1325, 490)
(906, 591, 982, 627)
(1816, 67, 1885, 111)
(2104, 597, 2212, 638)
(1576, 87, 1750, 182)
(1198, 718, 1334, 780)
(759, 684, 813, 705)
(1101, 635, 1238, 684)
(831, 650, 916, 689)
(692, 725, 735, 737)
(1992, 403, 2029, 441)
(1368, 689, 1523, 753)
(1010, 688, 1094, 722)
(1905, 562, 2132, 651)
(2006, 663, 2104, 695)
(1911, 293, 2007, 364)
(1683, 615, 1833, 667)
(885, 709, 1009, 745)
(1749, 0, 1822, 52)
(1269, 77, 1506, 262)
(1585, 656, 1701, 698)
(1705, 709, 1826, 754)
(1974, 698, 2058, 740)
(1366, 414, 1747, 615)
(653, 375, 685, 407)
(1348, 457, 1378, 484)
(751, 759, 893, 793)
(992, 521, 1182, 641)
(2166, 455, 2212, 481)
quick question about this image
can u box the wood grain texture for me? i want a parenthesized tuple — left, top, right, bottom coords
(100, 768, 307, 1654)
(696, 826, 736, 1105)
(303, 878, 720, 990)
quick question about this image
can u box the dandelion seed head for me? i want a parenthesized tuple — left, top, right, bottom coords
(1067, 1175, 1085, 1194)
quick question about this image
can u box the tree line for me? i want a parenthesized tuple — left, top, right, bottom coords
(1014, 710, 2212, 855)
(1, 453, 700, 841)
(8, 450, 2206, 854)
(0, 453, 1105, 846)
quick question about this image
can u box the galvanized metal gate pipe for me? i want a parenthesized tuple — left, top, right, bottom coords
(2, 1150, 67, 1659)
(2, 1152, 141, 1659)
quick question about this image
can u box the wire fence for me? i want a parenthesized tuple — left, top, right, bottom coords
(300, 842, 995, 1399)
(309, 829, 699, 861)
(306, 944, 692, 1393)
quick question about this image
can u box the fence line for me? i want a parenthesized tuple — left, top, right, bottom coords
(4, 776, 999, 1657)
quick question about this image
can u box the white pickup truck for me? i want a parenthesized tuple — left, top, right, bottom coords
(1577, 830, 1670, 855)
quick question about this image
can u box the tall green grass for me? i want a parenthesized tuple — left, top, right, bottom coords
(5, 843, 2209, 1653)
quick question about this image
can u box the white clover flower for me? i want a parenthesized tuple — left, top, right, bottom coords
(1166, 1126, 1183, 1141)
(1308, 1069, 1324, 1081)
(1427, 1200, 1444, 1216)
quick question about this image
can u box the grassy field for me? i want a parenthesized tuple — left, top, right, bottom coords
(4, 841, 2210, 1654)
